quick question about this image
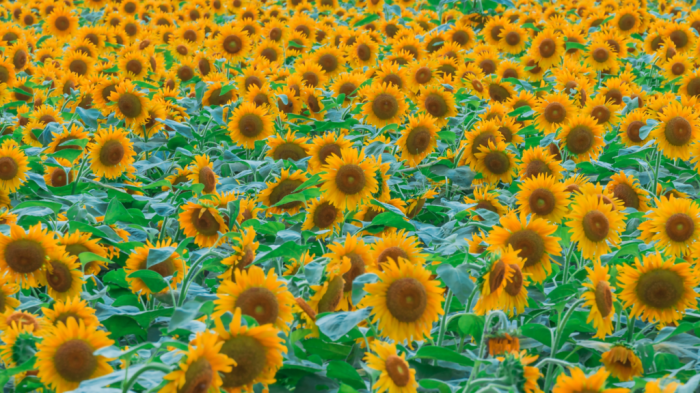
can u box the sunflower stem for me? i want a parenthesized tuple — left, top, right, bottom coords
(177, 249, 219, 307)
(436, 289, 453, 349)
(627, 315, 636, 343)
(121, 363, 173, 393)
(463, 311, 507, 393)
(72, 157, 89, 195)
(561, 241, 576, 284)
(544, 298, 586, 391)
(652, 150, 662, 196)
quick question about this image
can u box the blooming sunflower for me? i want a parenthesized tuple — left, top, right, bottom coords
(301, 197, 343, 240)
(108, 80, 150, 129)
(161, 331, 235, 393)
(474, 246, 521, 315)
(0, 140, 28, 192)
(534, 92, 577, 134)
(57, 230, 108, 276)
(361, 83, 408, 128)
(488, 211, 561, 284)
(606, 171, 650, 212)
(618, 109, 651, 147)
(618, 252, 699, 325)
(187, 154, 218, 195)
(46, 7, 78, 38)
(40, 297, 99, 330)
(516, 174, 568, 224)
(87, 126, 135, 180)
(566, 193, 626, 261)
(559, 114, 605, 162)
(212, 24, 251, 62)
(228, 102, 274, 149)
(638, 195, 700, 257)
(219, 228, 258, 280)
(36, 318, 114, 393)
(307, 132, 353, 172)
(365, 341, 418, 393)
(45, 251, 84, 301)
(258, 168, 308, 216)
(552, 367, 625, 393)
(601, 343, 643, 382)
(463, 185, 508, 220)
(651, 101, 698, 161)
(266, 130, 311, 161)
(178, 200, 227, 247)
(586, 39, 618, 71)
(307, 257, 351, 316)
(361, 257, 443, 344)
(528, 28, 564, 69)
(0, 223, 57, 289)
(396, 113, 439, 167)
(125, 239, 186, 296)
(214, 265, 294, 332)
(213, 308, 286, 393)
(324, 233, 372, 311)
(418, 86, 456, 127)
(369, 229, 427, 272)
(517, 146, 565, 181)
(582, 94, 621, 131)
(581, 263, 616, 339)
(474, 140, 517, 185)
(319, 148, 378, 211)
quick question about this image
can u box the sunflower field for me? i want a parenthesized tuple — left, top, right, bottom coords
(5, 0, 700, 392)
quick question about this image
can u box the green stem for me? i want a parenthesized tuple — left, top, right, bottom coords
(72, 157, 89, 194)
(177, 250, 219, 307)
(652, 150, 662, 195)
(561, 241, 576, 284)
(463, 311, 506, 393)
(436, 289, 453, 348)
(627, 315, 636, 343)
(121, 363, 172, 393)
(544, 298, 586, 392)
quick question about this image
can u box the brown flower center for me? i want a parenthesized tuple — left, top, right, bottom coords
(664, 116, 692, 146)
(386, 277, 427, 322)
(424, 93, 448, 118)
(483, 151, 510, 175)
(385, 355, 410, 387)
(274, 143, 307, 161)
(488, 84, 511, 102)
(238, 113, 264, 137)
(54, 16, 71, 31)
(0, 156, 18, 180)
(178, 65, 194, 81)
(318, 143, 341, 166)
(529, 188, 556, 216)
(626, 121, 644, 142)
(53, 339, 97, 382)
(671, 62, 685, 76)
(179, 358, 213, 393)
(489, 260, 506, 292)
(670, 29, 688, 49)
(220, 336, 267, 388)
(268, 179, 304, 209)
(335, 164, 366, 195)
(665, 213, 695, 242)
(618, 13, 636, 31)
(592, 47, 609, 63)
(13, 50, 27, 70)
(372, 93, 399, 120)
(479, 59, 496, 75)
(539, 38, 556, 58)
(198, 167, 216, 193)
(505, 31, 520, 46)
(505, 264, 523, 296)
(471, 132, 497, 157)
(47, 260, 73, 292)
(595, 280, 613, 317)
(591, 105, 610, 125)
(507, 229, 545, 268)
(582, 210, 609, 242)
(99, 140, 125, 167)
(686, 77, 700, 97)
(342, 253, 365, 292)
(415, 67, 432, 84)
(318, 276, 344, 313)
(118, 93, 142, 118)
(566, 125, 594, 155)
(191, 208, 221, 236)
(356, 44, 371, 61)
(636, 269, 684, 309)
(406, 126, 431, 154)
(5, 239, 45, 273)
(223, 35, 243, 54)
(544, 102, 566, 123)
(235, 286, 279, 326)
(612, 183, 639, 210)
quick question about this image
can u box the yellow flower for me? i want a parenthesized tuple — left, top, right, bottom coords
(601, 344, 643, 382)
(320, 148, 378, 211)
(581, 263, 616, 339)
(88, 126, 135, 179)
(566, 193, 626, 261)
(638, 195, 700, 257)
(125, 238, 186, 296)
(365, 341, 418, 393)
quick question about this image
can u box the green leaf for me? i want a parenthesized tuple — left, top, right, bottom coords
(302, 338, 351, 360)
(565, 42, 587, 51)
(146, 247, 176, 268)
(458, 314, 485, 342)
(437, 130, 456, 144)
(353, 13, 380, 27)
(521, 323, 552, 347)
(128, 270, 169, 293)
(413, 346, 474, 367)
(78, 252, 113, 268)
(12, 200, 63, 213)
(327, 361, 365, 389)
(104, 198, 132, 225)
(419, 379, 453, 393)
(316, 308, 372, 341)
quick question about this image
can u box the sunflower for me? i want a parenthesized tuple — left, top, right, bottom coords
(651, 101, 697, 161)
(638, 195, 700, 257)
(161, 330, 235, 393)
(125, 239, 186, 296)
(606, 171, 650, 212)
(528, 28, 564, 69)
(680, 70, 700, 97)
(213, 307, 286, 393)
(57, 230, 108, 276)
(567, 193, 626, 261)
(517, 146, 565, 181)
(0, 274, 19, 313)
(350, 32, 378, 68)
(36, 318, 113, 393)
(46, 7, 78, 37)
(474, 140, 517, 185)
(460, 120, 504, 167)
(0, 140, 28, 192)
(474, 246, 521, 315)
(228, 102, 274, 149)
(308, 132, 353, 172)
(396, 113, 439, 167)
(186, 154, 218, 195)
(418, 86, 456, 127)
(219, 228, 258, 279)
(258, 168, 308, 216)
(664, 23, 695, 53)
(178, 200, 227, 247)
(581, 263, 616, 339)
(361, 257, 443, 343)
(365, 341, 418, 393)
(108, 80, 150, 129)
(40, 297, 99, 330)
(582, 94, 621, 131)
(45, 251, 84, 301)
(619, 252, 699, 325)
(488, 211, 562, 284)
(486, 78, 515, 103)
(306, 257, 350, 316)
(483, 16, 510, 46)
(463, 185, 508, 220)
(214, 265, 294, 332)
(301, 197, 343, 240)
(88, 126, 135, 180)
(600, 343, 643, 382)
(534, 92, 577, 134)
(552, 367, 623, 393)
(361, 83, 408, 128)
(559, 115, 605, 162)
(406, 59, 438, 92)
(319, 148, 378, 210)
(0, 223, 58, 289)
(499, 24, 528, 54)
(46, 124, 89, 162)
(331, 72, 365, 102)
(324, 233, 372, 311)
(618, 109, 651, 147)
(488, 332, 520, 356)
(586, 39, 618, 71)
